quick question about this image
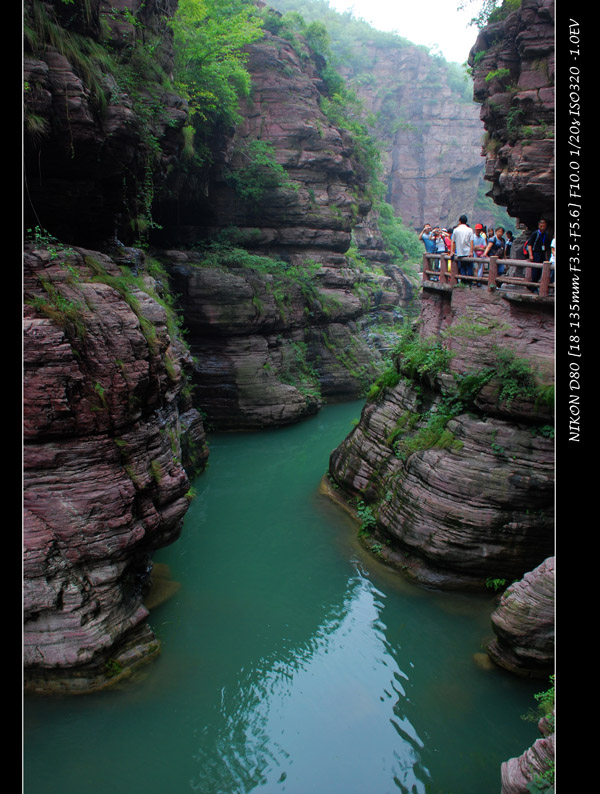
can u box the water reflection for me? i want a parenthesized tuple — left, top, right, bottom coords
(186, 571, 430, 794)
(24, 403, 540, 794)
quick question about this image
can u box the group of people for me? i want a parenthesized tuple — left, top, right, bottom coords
(419, 216, 554, 289)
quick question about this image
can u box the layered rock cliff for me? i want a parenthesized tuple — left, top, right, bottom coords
(488, 556, 554, 678)
(342, 43, 485, 230)
(23, 0, 204, 693)
(150, 26, 414, 429)
(23, 0, 414, 688)
(501, 709, 555, 794)
(268, 0, 491, 231)
(468, 0, 555, 229)
(327, 286, 554, 590)
(23, 241, 208, 693)
(23, 0, 186, 249)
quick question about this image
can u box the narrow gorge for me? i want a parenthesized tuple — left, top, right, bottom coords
(23, 1, 555, 792)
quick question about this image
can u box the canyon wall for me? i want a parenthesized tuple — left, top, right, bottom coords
(22, 0, 412, 688)
(23, 242, 208, 693)
(327, 286, 554, 593)
(344, 44, 486, 231)
(23, 0, 203, 693)
(267, 0, 496, 232)
(468, 0, 555, 230)
(152, 27, 414, 429)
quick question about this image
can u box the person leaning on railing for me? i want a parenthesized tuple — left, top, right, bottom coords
(473, 224, 487, 277)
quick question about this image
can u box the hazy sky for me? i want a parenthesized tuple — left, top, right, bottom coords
(327, 0, 481, 64)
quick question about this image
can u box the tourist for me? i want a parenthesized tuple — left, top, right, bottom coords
(433, 227, 447, 273)
(450, 215, 474, 279)
(473, 224, 487, 277)
(419, 223, 437, 254)
(484, 226, 507, 275)
(505, 230, 514, 258)
(526, 218, 551, 290)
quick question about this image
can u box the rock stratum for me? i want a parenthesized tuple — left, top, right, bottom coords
(344, 42, 485, 231)
(152, 27, 414, 429)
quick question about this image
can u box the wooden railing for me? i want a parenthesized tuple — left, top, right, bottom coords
(422, 253, 555, 298)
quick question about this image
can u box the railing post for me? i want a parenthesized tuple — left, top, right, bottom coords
(422, 253, 428, 284)
(439, 254, 449, 284)
(539, 261, 551, 297)
(488, 256, 498, 291)
(449, 256, 458, 286)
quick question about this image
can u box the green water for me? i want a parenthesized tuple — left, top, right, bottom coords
(24, 401, 541, 794)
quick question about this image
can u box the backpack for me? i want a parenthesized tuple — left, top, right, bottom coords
(523, 230, 540, 258)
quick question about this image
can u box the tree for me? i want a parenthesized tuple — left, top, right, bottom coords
(170, 0, 264, 159)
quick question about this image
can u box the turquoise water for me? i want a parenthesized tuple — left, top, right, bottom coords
(24, 401, 541, 794)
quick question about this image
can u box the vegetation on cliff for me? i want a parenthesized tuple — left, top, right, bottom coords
(460, 0, 522, 29)
(255, 4, 424, 268)
(170, 0, 265, 167)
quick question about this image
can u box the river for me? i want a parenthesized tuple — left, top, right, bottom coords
(23, 400, 542, 794)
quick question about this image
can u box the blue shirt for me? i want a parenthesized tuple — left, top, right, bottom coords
(421, 232, 436, 254)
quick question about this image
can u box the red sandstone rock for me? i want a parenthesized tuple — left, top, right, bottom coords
(148, 26, 415, 430)
(23, 244, 204, 692)
(23, 0, 185, 248)
(488, 557, 555, 678)
(501, 714, 554, 793)
(469, 0, 555, 228)
(328, 289, 554, 589)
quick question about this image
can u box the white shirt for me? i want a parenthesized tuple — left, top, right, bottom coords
(451, 224, 474, 257)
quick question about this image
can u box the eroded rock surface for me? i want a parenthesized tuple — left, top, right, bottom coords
(23, 244, 206, 693)
(468, 0, 555, 228)
(23, 0, 185, 248)
(488, 557, 554, 678)
(150, 27, 415, 429)
(501, 712, 554, 793)
(327, 288, 554, 589)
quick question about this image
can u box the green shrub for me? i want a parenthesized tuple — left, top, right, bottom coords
(226, 139, 297, 202)
(485, 67, 511, 83)
(491, 346, 540, 407)
(392, 324, 453, 380)
(356, 499, 376, 534)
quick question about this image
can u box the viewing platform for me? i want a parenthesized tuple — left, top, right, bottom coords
(421, 253, 554, 301)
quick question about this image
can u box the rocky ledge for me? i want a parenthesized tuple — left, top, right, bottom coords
(159, 246, 407, 430)
(501, 711, 554, 793)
